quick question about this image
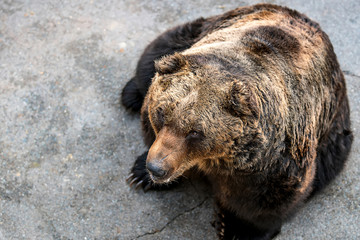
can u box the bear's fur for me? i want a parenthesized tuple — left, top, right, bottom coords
(122, 4, 353, 239)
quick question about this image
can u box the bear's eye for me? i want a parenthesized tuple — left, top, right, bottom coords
(186, 130, 202, 139)
(189, 131, 198, 137)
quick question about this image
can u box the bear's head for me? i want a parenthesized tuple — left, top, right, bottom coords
(142, 53, 262, 183)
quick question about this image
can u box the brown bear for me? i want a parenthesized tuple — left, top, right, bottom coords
(122, 4, 353, 239)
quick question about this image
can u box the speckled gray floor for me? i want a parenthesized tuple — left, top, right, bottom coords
(0, 0, 359, 239)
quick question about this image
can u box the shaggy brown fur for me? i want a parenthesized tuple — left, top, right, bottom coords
(122, 4, 353, 239)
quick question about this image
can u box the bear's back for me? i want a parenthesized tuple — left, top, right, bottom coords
(182, 4, 347, 167)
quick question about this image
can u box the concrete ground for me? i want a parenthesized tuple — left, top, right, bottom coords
(0, 0, 359, 239)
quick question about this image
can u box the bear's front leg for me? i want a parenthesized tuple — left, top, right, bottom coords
(126, 151, 154, 191)
(213, 202, 281, 240)
(126, 151, 179, 191)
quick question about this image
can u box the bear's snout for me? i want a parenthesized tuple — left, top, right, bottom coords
(146, 126, 189, 183)
(146, 162, 167, 179)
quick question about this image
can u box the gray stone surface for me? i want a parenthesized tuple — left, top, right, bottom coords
(0, 0, 359, 239)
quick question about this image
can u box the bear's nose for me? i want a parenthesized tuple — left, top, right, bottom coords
(147, 162, 167, 178)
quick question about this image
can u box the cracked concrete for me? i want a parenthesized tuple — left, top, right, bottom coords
(136, 197, 212, 240)
(0, 0, 359, 239)
(344, 71, 360, 79)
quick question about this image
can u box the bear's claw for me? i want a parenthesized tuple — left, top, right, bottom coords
(135, 180, 144, 189)
(143, 183, 153, 192)
(126, 151, 156, 192)
(126, 151, 180, 192)
(212, 209, 227, 240)
(126, 173, 134, 182)
(126, 170, 154, 192)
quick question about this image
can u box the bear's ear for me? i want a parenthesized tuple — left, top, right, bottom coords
(155, 53, 188, 75)
(227, 81, 260, 119)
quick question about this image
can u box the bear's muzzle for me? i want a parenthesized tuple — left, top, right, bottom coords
(146, 126, 188, 183)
